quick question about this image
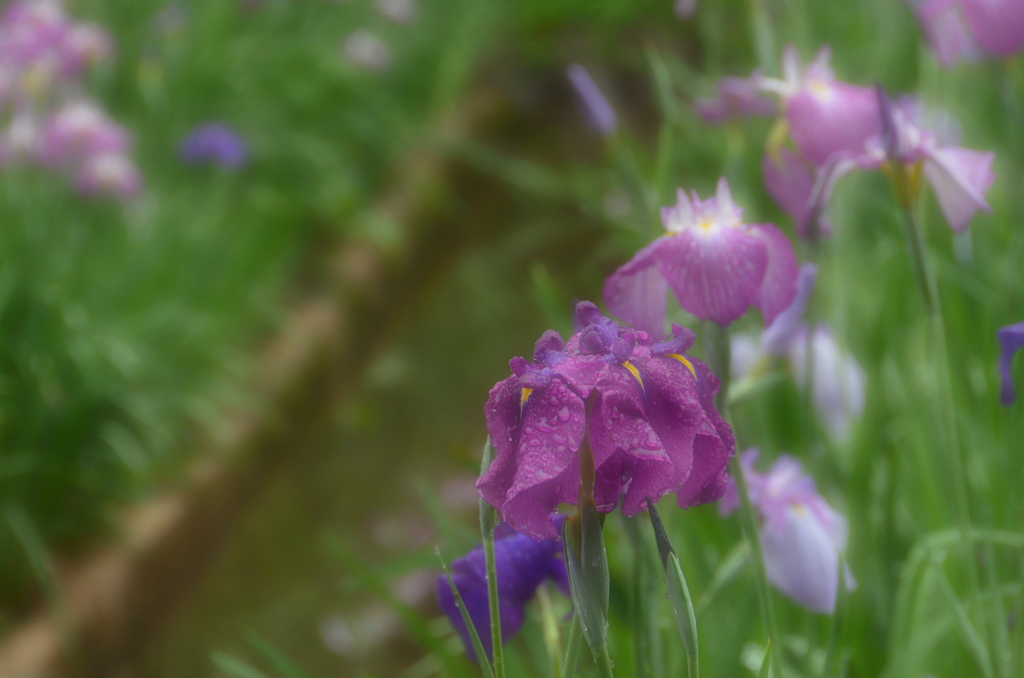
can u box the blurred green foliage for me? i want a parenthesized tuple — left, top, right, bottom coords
(0, 1, 1022, 678)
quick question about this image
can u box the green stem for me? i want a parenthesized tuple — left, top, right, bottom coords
(595, 646, 616, 678)
(704, 322, 785, 678)
(563, 615, 584, 678)
(900, 204, 994, 676)
(623, 517, 660, 678)
(479, 441, 505, 678)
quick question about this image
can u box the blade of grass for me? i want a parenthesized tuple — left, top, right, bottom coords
(536, 584, 564, 678)
(647, 502, 699, 678)
(563, 615, 584, 678)
(245, 633, 319, 678)
(211, 652, 272, 678)
(437, 548, 496, 678)
(478, 437, 505, 678)
(822, 562, 847, 678)
(757, 640, 772, 678)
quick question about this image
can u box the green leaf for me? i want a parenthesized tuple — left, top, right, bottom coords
(562, 503, 610, 655)
(756, 641, 772, 678)
(822, 562, 847, 678)
(245, 633, 319, 678)
(211, 652, 271, 678)
(478, 437, 505, 678)
(648, 502, 699, 677)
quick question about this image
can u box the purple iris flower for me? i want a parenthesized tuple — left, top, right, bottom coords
(75, 151, 142, 199)
(603, 177, 798, 332)
(720, 451, 855, 614)
(757, 46, 880, 166)
(566, 64, 617, 136)
(477, 302, 735, 541)
(695, 76, 777, 125)
(812, 91, 995, 232)
(998, 322, 1024, 406)
(38, 100, 129, 166)
(698, 47, 875, 235)
(910, 0, 982, 66)
(913, 0, 1024, 72)
(179, 123, 248, 170)
(436, 514, 569, 661)
(732, 265, 866, 442)
(958, 0, 1024, 57)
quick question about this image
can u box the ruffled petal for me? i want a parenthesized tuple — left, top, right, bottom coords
(785, 82, 879, 165)
(603, 237, 671, 337)
(589, 365, 673, 515)
(665, 357, 736, 508)
(478, 375, 528, 511)
(923, 146, 995, 232)
(640, 356, 704, 487)
(749, 223, 799, 327)
(478, 379, 586, 540)
(653, 228, 767, 326)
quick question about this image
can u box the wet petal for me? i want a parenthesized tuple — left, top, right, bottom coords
(647, 356, 737, 510)
(653, 228, 767, 326)
(589, 365, 674, 515)
(749, 223, 799, 327)
(923, 146, 995, 232)
(478, 379, 586, 540)
(603, 238, 671, 337)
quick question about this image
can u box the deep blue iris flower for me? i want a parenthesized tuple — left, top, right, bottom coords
(179, 122, 248, 170)
(998, 322, 1024, 406)
(436, 514, 568, 661)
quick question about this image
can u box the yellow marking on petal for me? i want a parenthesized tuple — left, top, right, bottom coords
(809, 80, 831, 97)
(668, 354, 697, 380)
(766, 118, 790, 164)
(520, 387, 533, 409)
(698, 220, 715, 230)
(622, 361, 644, 389)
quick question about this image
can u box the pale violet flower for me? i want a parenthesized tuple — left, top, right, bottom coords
(757, 46, 880, 166)
(731, 264, 866, 442)
(812, 89, 995, 232)
(912, 0, 1024, 64)
(721, 450, 855, 614)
